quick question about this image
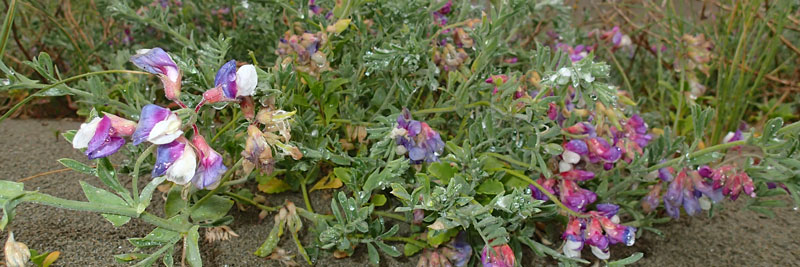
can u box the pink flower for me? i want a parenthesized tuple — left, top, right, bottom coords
(130, 48, 182, 101)
(480, 243, 515, 267)
(191, 135, 227, 189)
(72, 114, 137, 159)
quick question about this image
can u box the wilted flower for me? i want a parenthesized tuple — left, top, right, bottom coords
(277, 30, 330, 76)
(205, 226, 240, 243)
(202, 60, 258, 103)
(641, 183, 662, 213)
(132, 104, 183, 145)
(191, 135, 227, 189)
(130, 48, 182, 101)
(393, 109, 445, 164)
(480, 243, 515, 267)
(153, 137, 196, 185)
(598, 26, 633, 51)
(242, 125, 274, 175)
(485, 75, 509, 95)
(4, 232, 30, 267)
(434, 43, 469, 72)
(72, 114, 137, 159)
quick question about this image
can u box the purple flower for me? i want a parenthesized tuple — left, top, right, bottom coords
(393, 109, 445, 164)
(529, 177, 557, 201)
(441, 232, 472, 267)
(153, 137, 196, 185)
(560, 170, 596, 182)
(586, 137, 622, 163)
(132, 104, 183, 145)
(562, 217, 584, 258)
(191, 135, 227, 189)
(722, 129, 743, 143)
(130, 48, 182, 101)
(641, 184, 662, 213)
(203, 60, 258, 103)
(598, 216, 636, 246)
(72, 114, 137, 159)
(480, 243, 515, 267)
(583, 218, 609, 259)
(559, 180, 597, 212)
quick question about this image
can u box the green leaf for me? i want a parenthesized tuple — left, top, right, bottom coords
(403, 242, 423, 256)
(333, 167, 353, 185)
(114, 253, 149, 263)
(96, 157, 132, 203)
(190, 195, 233, 222)
(184, 226, 202, 267)
(762, 117, 784, 144)
(376, 241, 401, 257)
(137, 176, 167, 214)
(61, 130, 76, 143)
(427, 228, 458, 247)
(164, 186, 186, 218)
(608, 252, 644, 266)
(476, 179, 505, 195)
(257, 178, 291, 194)
(389, 183, 411, 201)
(366, 242, 380, 266)
(371, 194, 387, 207)
(0, 179, 24, 198)
(80, 181, 131, 227)
(255, 219, 285, 257)
(128, 227, 180, 248)
(57, 158, 96, 176)
(428, 162, 457, 183)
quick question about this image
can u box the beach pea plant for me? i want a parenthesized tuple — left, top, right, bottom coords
(1, 0, 800, 266)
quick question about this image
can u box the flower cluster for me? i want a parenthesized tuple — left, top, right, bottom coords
(562, 204, 636, 260)
(242, 107, 303, 175)
(277, 29, 330, 77)
(416, 232, 472, 267)
(432, 0, 453, 26)
(432, 6, 479, 72)
(530, 177, 596, 213)
(69, 47, 271, 190)
(391, 109, 445, 164)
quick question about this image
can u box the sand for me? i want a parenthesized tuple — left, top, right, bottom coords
(1, 119, 799, 266)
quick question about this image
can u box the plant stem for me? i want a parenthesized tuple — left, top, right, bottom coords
(372, 210, 408, 223)
(211, 110, 240, 143)
(646, 140, 746, 172)
(383, 236, 428, 248)
(0, 0, 17, 58)
(483, 152, 531, 170)
(412, 101, 490, 116)
(0, 70, 151, 124)
(500, 168, 589, 218)
(23, 192, 190, 232)
(223, 191, 279, 212)
(300, 163, 319, 213)
(189, 158, 244, 214)
(132, 145, 156, 203)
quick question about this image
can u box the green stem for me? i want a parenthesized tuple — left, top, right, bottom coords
(483, 152, 531, 170)
(372, 210, 408, 223)
(23, 192, 190, 232)
(777, 121, 800, 136)
(412, 101, 490, 116)
(500, 168, 589, 218)
(223, 191, 279, 212)
(0, 70, 150, 124)
(383, 236, 428, 248)
(210, 110, 241, 143)
(189, 158, 244, 214)
(646, 140, 747, 172)
(132, 145, 156, 203)
(300, 163, 319, 213)
(0, 0, 17, 58)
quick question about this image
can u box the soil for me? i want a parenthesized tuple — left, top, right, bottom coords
(2, 119, 799, 266)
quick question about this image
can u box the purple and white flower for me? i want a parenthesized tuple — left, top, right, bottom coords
(202, 60, 258, 103)
(72, 114, 137, 159)
(191, 135, 227, 189)
(153, 137, 196, 185)
(393, 109, 445, 164)
(132, 104, 184, 145)
(130, 48, 182, 101)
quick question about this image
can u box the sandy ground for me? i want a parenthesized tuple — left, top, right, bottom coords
(2, 119, 799, 266)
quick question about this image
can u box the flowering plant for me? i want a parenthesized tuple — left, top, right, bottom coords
(1, 0, 799, 266)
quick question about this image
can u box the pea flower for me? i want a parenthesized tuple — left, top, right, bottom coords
(4, 232, 30, 267)
(153, 137, 197, 185)
(710, 165, 756, 200)
(480, 243, 515, 267)
(562, 217, 584, 258)
(559, 179, 597, 212)
(130, 48, 182, 101)
(132, 104, 184, 145)
(485, 74, 508, 95)
(242, 125, 273, 175)
(641, 183, 662, 213)
(562, 204, 636, 260)
(190, 135, 227, 189)
(393, 109, 445, 164)
(663, 169, 724, 219)
(72, 114, 137, 159)
(203, 60, 258, 103)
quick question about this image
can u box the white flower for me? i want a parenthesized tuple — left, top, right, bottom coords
(561, 150, 581, 164)
(235, 64, 258, 97)
(563, 239, 582, 258)
(166, 144, 197, 185)
(559, 161, 573, 172)
(72, 117, 102, 149)
(148, 113, 184, 145)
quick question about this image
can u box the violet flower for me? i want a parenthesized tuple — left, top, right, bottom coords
(485, 74, 509, 95)
(559, 179, 597, 212)
(641, 184, 662, 213)
(203, 60, 258, 103)
(132, 104, 183, 145)
(73, 114, 137, 159)
(586, 137, 622, 164)
(130, 48, 182, 101)
(393, 109, 445, 164)
(562, 217, 584, 258)
(153, 137, 197, 185)
(529, 177, 557, 201)
(480, 243, 515, 267)
(191, 135, 227, 190)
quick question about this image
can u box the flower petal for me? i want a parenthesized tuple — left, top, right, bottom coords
(133, 104, 172, 145)
(73, 117, 102, 149)
(235, 64, 258, 97)
(147, 113, 183, 145)
(214, 60, 238, 99)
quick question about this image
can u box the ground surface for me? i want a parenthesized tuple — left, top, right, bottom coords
(1, 119, 799, 266)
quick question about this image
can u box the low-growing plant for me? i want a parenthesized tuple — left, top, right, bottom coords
(1, 0, 799, 266)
